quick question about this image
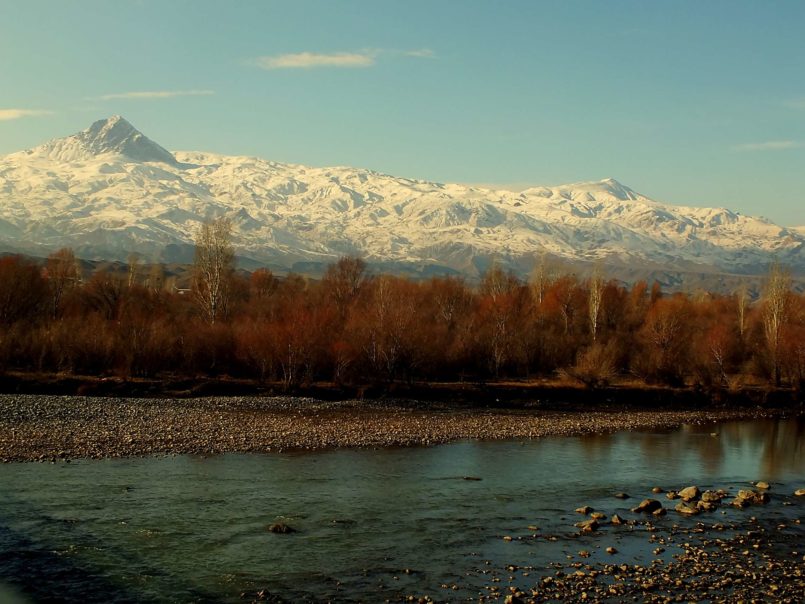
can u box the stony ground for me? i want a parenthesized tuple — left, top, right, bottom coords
(0, 394, 797, 462)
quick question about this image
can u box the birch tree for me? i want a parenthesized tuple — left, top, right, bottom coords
(763, 261, 791, 386)
(588, 265, 604, 342)
(735, 282, 749, 338)
(193, 217, 235, 324)
(529, 252, 551, 307)
(127, 253, 141, 288)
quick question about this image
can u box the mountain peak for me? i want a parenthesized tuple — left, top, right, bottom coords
(76, 116, 176, 164)
(31, 116, 177, 164)
(567, 177, 642, 201)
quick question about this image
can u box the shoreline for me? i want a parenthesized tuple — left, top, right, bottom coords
(1, 371, 803, 411)
(0, 393, 801, 463)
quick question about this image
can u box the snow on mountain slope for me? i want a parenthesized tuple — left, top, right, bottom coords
(0, 116, 802, 277)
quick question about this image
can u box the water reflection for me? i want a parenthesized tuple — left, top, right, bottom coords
(755, 418, 805, 478)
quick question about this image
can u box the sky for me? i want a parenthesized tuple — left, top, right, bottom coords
(1, 0, 804, 225)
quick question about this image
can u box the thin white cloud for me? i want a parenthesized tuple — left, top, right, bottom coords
(254, 48, 435, 70)
(255, 51, 377, 70)
(0, 108, 53, 121)
(97, 90, 215, 101)
(732, 140, 802, 152)
(783, 97, 805, 110)
(403, 48, 435, 58)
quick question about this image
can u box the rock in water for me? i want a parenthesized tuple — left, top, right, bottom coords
(632, 499, 663, 514)
(736, 489, 770, 505)
(611, 514, 625, 525)
(574, 518, 599, 532)
(701, 490, 721, 503)
(675, 502, 700, 516)
(696, 500, 717, 512)
(267, 523, 296, 534)
(755, 481, 770, 490)
(678, 486, 700, 501)
(575, 506, 594, 515)
(795, 488, 805, 496)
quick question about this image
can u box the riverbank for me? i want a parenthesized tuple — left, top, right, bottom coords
(1, 371, 802, 409)
(0, 394, 801, 462)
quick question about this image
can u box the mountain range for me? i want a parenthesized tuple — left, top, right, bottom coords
(1, 116, 803, 289)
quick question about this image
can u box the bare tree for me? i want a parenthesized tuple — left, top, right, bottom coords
(84, 270, 125, 321)
(192, 217, 235, 324)
(735, 282, 749, 338)
(127, 253, 141, 288)
(588, 265, 604, 342)
(529, 251, 551, 306)
(763, 261, 792, 386)
(45, 248, 80, 319)
(547, 274, 581, 336)
(147, 263, 166, 292)
(322, 256, 367, 317)
(0, 256, 48, 325)
(481, 263, 519, 303)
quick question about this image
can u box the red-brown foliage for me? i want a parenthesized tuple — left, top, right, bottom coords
(0, 251, 802, 390)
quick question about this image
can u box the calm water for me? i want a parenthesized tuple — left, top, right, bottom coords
(1, 417, 803, 602)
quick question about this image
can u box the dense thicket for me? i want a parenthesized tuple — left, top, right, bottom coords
(0, 251, 802, 391)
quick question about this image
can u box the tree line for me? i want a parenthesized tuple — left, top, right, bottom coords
(0, 218, 802, 390)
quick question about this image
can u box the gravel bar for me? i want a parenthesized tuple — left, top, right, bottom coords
(0, 394, 798, 462)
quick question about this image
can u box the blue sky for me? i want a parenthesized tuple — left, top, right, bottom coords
(1, 0, 804, 225)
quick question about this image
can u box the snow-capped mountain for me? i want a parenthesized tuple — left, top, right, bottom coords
(0, 116, 803, 280)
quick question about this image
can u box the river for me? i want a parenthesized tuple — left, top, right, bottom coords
(1, 416, 803, 602)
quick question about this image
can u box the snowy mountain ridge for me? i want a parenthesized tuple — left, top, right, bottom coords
(0, 116, 802, 279)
